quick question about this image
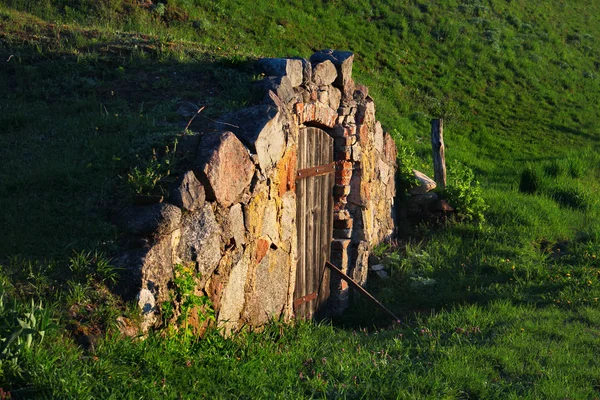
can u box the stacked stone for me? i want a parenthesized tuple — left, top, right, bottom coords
(117, 50, 398, 334)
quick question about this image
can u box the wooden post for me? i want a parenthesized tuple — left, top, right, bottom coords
(431, 119, 446, 190)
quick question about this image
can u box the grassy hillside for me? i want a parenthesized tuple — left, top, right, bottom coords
(1, 0, 600, 398)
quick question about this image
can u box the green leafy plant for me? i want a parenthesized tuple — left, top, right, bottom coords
(0, 296, 57, 373)
(161, 263, 215, 340)
(443, 162, 487, 224)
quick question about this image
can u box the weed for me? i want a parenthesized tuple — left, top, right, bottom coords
(393, 131, 420, 197)
(125, 140, 178, 197)
(161, 263, 215, 341)
(443, 162, 487, 224)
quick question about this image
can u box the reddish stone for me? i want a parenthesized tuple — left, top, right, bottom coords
(255, 238, 270, 264)
(335, 151, 351, 161)
(195, 132, 255, 208)
(383, 132, 397, 162)
(357, 123, 370, 147)
(294, 102, 304, 116)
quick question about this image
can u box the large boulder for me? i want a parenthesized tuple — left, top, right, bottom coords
(214, 105, 287, 174)
(194, 131, 255, 208)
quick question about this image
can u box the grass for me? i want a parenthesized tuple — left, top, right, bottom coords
(1, 0, 600, 398)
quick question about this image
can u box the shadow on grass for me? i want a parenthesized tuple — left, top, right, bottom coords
(0, 31, 257, 263)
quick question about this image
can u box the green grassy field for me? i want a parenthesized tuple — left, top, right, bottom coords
(1, 0, 599, 398)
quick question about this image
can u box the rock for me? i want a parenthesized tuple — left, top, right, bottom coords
(378, 159, 391, 184)
(407, 192, 439, 216)
(294, 102, 337, 128)
(374, 122, 384, 154)
(375, 269, 389, 279)
(258, 58, 303, 88)
(117, 203, 182, 237)
(254, 75, 295, 104)
(116, 316, 138, 338)
(409, 170, 437, 195)
(354, 85, 369, 102)
(383, 132, 397, 162)
(370, 264, 385, 271)
(245, 248, 290, 325)
(409, 192, 439, 207)
(262, 200, 280, 244)
(312, 60, 337, 86)
(350, 241, 369, 286)
(310, 50, 354, 89)
(177, 204, 222, 287)
(298, 58, 312, 85)
(137, 288, 157, 331)
(217, 254, 250, 335)
(195, 131, 255, 208)
(328, 85, 342, 111)
(430, 199, 454, 213)
(170, 170, 205, 212)
(368, 254, 381, 266)
(229, 204, 246, 247)
(214, 105, 286, 174)
(280, 191, 295, 242)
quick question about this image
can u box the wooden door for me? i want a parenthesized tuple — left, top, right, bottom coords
(294, 127, 335, 319)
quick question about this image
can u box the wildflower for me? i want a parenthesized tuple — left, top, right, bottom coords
(511, 265, 515, 270)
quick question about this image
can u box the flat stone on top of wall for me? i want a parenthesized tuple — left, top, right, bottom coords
(195, 131, 255, 208)
(254, 75, 295, 105)
(310, 50, 354, 89)
(258, 58, 303, 88)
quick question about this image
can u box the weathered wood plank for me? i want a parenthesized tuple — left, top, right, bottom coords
(293, 126, 334, 319)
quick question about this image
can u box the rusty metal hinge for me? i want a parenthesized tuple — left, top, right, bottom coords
(293, 291, 318, 309)
(296, 162, 336, 181)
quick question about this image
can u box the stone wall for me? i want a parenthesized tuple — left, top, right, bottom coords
(117, 50, 397, 333)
